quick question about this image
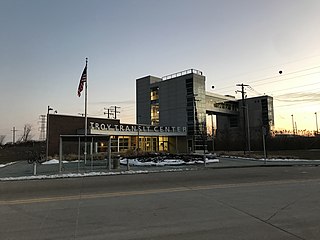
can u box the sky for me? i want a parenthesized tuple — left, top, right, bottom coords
(1, 0, 320, 142)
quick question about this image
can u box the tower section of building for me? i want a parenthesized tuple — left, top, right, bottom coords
(136, 69, 206, 152)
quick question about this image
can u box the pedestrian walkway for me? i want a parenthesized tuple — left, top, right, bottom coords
(1, 157, 320, 180)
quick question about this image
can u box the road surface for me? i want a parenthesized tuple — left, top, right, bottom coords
(1, 166, 320, 239)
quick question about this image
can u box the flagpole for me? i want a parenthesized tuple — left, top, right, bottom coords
(84, 57, 88, 164)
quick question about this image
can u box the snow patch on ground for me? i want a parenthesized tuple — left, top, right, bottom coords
(119, 158, 219, 167)
(0, 168, 196, 181)
(40, 158, 220, 167)
(42, 159, 81, 165)
(0, 162, 16, 168)
(260, 158, 320, 162)
(222, 155, 320, 162)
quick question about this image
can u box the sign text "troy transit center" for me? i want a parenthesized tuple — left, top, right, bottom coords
(89, 122, 187, 133)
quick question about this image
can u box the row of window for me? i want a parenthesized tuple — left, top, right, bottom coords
(98, 136, 169, 152)
(150, 87, 159, 125)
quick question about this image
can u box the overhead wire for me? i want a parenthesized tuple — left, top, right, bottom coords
(276, 100, 320, 108)
(215, 53, 320, 85)
(214, 64, 320, 94)
(251, 71, 320, 88)
(269, 82, 320, 94)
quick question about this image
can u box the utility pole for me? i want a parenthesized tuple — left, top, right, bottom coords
(11, 127, 18, 143)
(104, 108, 114, 119)
(236, 83, 249, 154)
(110, 106, 121, 119)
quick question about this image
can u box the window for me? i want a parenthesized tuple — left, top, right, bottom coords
(150, 87, 159, 125)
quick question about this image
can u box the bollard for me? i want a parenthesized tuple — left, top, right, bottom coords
(127, 158, 130, 171)
(33, 162, 37, 175)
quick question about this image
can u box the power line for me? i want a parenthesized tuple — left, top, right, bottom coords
(247, 86, 264, 96)
(270, 82, 320, 94)
(215, 65, 320, 93)
(251, 65, 320, 85)
(275, 99, 320, 108)
(252, 71, 320, 88)
(110, 106, 121, 119)
(216, 54, 320, 84)
(275, 91, 320, 100)
(103, 107, 114, 119)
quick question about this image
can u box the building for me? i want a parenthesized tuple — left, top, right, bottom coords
(136, 69, 274, 152)
(48, 68, 274, 156)
(215, 95, 274, 150)
(137, 69, 206, 152)
(47, 114, 188, 157)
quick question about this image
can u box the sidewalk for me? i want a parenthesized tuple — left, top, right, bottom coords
(1, 157, 320, 181)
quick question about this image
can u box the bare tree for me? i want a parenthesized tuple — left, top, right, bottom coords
(19, 124, 33, 142)
(0, 135, 5, 146)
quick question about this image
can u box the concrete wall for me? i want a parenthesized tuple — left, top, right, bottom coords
(246, 96, 274, 141)
(48, 114, 119, 156)
(158, 75, 188, 127)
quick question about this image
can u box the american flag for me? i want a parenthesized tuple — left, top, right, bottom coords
(77, 65, 87, 97)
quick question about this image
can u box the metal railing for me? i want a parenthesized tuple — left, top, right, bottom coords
(162, 69, 203, 81)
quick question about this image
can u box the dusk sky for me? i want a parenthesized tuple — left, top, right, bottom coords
(1, 0, 320, 142)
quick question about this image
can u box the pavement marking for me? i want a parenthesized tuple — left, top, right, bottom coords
(1, 178, 319, 206)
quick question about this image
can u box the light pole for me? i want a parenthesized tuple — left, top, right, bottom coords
(46, 106, 53, 161)
(137, 115, 141, 152)
(246, 106, 251, 152)
(210, 86, 215, 153)
(315, 112, 318, 135)
(211, 114, 215, 152)
(262, 126, 267, 163)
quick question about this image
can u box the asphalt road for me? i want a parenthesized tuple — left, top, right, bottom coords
(1, 166, 320, 240)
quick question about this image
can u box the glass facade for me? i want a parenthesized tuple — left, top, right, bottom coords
(150, 87, 159, 125)
(97, 136, 169, 153)
(261, 97, 274, 127)
(186, 77, 207, 152)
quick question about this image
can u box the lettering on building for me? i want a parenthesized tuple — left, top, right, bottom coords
(89, 122, 186, 133)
